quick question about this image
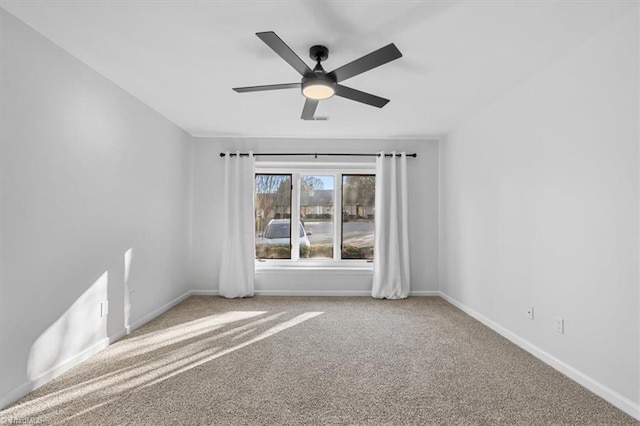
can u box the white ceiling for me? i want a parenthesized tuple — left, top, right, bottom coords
(0, 1, 633, 138)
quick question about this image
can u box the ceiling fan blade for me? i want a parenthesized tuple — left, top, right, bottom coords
(256, 31, 312, 76)
(301, 98, 319, 120)
(233, 83, 300, 93)
(335, 85, 390, 108)
(329, 43, 402, 83)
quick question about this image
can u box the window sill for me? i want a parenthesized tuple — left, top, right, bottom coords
(255, 262, 373, 275)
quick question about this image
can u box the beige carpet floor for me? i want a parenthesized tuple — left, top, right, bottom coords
(1, 296, 638, 425)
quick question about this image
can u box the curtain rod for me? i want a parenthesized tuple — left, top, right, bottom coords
(219, 152, 417, 158)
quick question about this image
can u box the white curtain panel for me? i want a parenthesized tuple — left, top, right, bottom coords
(372, 151, 411, 299)
(218, 151, 256, 298)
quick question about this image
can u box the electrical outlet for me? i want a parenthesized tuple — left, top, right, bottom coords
(555, 317, 564, 334)
(100, 301, 109, 317)
(526, 307, 534, 320)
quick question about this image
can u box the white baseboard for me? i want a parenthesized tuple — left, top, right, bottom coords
(109, 328, 128, 344)
(1, 336, 111, 409)
(127, 291, 192, 333)
(190, 289, 219, 296)
(1, 290, 192, 410)
(409, 290, 440, 296)
(438, 292, 640, 421)
(255, 289, 371, 296)
(193, 289, 441, 297)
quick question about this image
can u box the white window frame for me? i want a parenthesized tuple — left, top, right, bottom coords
(255, 161, 376, 270)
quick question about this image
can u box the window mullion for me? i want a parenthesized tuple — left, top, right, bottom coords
(334, 172, 342, 261)
(291, 172, 300, 261)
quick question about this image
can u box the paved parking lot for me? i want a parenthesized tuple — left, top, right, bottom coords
(303, 221, 374, 247)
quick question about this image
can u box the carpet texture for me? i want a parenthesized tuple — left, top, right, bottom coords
(1, 296, 637, 425)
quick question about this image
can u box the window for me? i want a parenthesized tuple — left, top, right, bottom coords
(255, 174, 292, 259)
(341, 175, 375, 259)
(254, 163, 375, 265)
(300, 174, 334, 259)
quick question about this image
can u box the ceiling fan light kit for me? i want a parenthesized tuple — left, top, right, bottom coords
(302, 45, 336, 100)
(301, 77, 335, 100)
(233, 31, 402, 120)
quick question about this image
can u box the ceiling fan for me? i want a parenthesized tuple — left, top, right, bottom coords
(233, 31, 402, 120)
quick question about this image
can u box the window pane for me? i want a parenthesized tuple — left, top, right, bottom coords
(255, 174, 291, 259)
(342, 175, 375, 259)
(300, 175, 334, 259)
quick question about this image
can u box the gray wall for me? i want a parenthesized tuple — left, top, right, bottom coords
(190, 137, 439, 295)
(1, 10, 192, 406)
(440, 8, 639, 411)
